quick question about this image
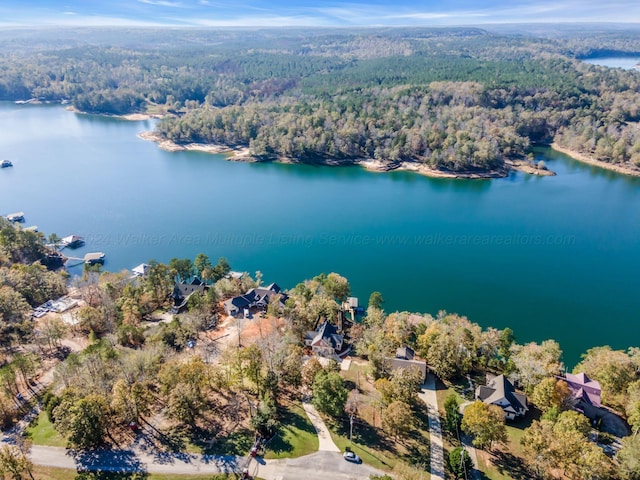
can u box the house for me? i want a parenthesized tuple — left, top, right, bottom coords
(223, 283, 287, 317)
(170, 278, 207, 313)
(384, 345, 428, 382)
(305, 321, 348, 359)
(475, 374, 528, 420)
(563, 372, 602, 418)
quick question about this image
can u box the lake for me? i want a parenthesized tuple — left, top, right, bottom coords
(582, 56, 640, 70)
(1, 102, 640, 366)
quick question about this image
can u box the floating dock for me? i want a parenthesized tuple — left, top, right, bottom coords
(6, 212, 25, 222)
(84, 252, 106, 265)
(61, 235, 85, 248)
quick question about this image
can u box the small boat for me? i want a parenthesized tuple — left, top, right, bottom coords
(84, 252, 105, 265)
(6, 212, 25, 222)
(1, 160, 12, 168)
(23, 226, 39, 232)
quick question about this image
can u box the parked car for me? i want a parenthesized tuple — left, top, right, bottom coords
(343, 451, 361, 463)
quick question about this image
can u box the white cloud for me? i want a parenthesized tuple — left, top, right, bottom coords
(138, 0, 185, 8)
(183, 14, 333, 27)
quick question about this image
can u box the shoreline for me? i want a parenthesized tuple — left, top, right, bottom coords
(551, 142, 640, 177)
(140, 132, 559, 179)
(65, 106, 164, 122)
(138, 131, 252, 160)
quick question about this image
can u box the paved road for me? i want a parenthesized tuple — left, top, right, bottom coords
(30, 445, 244, 475)
(419, 374, 445, 480)
(254, 451, 384, 480)
(27, 444, 383, 479)
(16, 396, 384, 480)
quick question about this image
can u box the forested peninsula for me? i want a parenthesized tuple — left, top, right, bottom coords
(2, 27, 640, 175)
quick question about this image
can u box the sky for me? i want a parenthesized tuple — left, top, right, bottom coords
(0, 0, 639, 27)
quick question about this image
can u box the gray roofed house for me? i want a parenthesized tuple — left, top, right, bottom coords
(384, 345, 427, 382)
(475, 374, 528, 421)
(223, 283, 287, 317)
(305, 321, 345, 359)
(396, 345, 415, 360)
(170, 280, 207, 313)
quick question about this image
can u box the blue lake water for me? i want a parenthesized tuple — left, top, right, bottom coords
(1, 102, 640, 366)
(582, 56, 640, 69)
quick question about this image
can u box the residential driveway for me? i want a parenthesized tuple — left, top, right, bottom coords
(302, 401, 340, 452)
(418, 374, 445, 480)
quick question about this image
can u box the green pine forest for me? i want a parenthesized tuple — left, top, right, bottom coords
(1, 27, 640, 172)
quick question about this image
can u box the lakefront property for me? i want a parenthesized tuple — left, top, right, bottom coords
(1, 19, 640, 480)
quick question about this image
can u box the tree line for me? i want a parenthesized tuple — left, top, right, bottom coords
(1, 28, 640, 170)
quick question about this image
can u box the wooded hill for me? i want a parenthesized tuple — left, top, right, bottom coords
(2, 27, 640, 172)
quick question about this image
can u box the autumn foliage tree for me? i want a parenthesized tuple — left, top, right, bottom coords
(461, 401, 507, 451)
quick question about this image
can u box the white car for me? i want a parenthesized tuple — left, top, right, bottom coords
(343, 451, 361, 463)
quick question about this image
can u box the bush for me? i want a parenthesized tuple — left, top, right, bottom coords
(448, 446, 473, 479)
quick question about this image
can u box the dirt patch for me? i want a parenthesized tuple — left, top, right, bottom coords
(240, 315, 283, 344)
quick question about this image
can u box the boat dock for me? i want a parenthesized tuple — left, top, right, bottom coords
(84, 252, 106, 265)
(60, 235, 85, 248)
(6, 212, 25, 222)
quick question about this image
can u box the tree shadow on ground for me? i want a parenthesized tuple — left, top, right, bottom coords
(69, 449, 147, 476)
(331, 417, 396, 468)
(74, 472, 148, 480)
(487, 450, 531, 480)
(267, 405, 316, 456)
(201, 427, 253, 456)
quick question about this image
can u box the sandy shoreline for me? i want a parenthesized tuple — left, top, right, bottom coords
(65, 106, 163, 121)
(139, 131, 561, 179)
(551, 142, 640, 177)
(138, 131, 252, 160)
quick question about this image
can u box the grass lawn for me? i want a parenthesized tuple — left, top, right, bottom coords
(327, 358, 431, 473)
(476, 451, 515, 480)
(340, 362, 373, 394)
(264, 402, 318, 459)
(25, 411, 67, 447)
(466, 403, 537, 480)
(182, 426, 254, 456)
(326, 406, 431, 473)
(32, 465, 260, 480)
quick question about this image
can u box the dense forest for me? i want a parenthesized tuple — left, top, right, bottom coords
(1, 27, 640, 171)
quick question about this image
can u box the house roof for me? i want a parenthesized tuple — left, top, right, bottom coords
(565, 372, 601, 390)
(386, 357, 427, 379)
(224, 282, 286, 312)
(476, 374, 527, 413)
(306, 322, 343, 350)
(564, 372, 602, 407)
(132, 263, 149, 276)
(172, 281, 206, 299)
(396, 345, 415, 360)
